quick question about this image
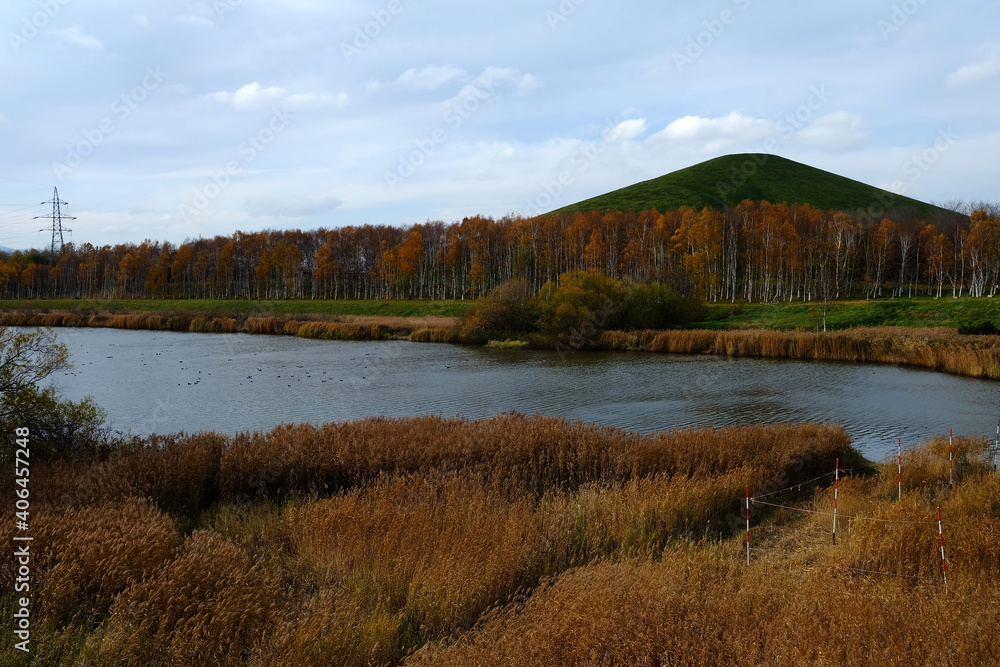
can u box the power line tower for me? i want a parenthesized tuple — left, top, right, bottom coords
(35, 186, 75, 254)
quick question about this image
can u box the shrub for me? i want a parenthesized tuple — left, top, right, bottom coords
(958, 320, 999, 335)
(623, 282, 706, 329)
(536, 271, 627, 346)
(0, 327, 111, 462)
(459, 278, 539, 343)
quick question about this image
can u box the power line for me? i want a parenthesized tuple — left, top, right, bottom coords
(34, 186, 75, 254)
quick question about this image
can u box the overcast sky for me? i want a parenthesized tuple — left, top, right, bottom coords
(0, 0, 998, 249)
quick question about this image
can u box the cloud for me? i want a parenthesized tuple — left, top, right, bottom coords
(209, 82, 288, 109)
(177, 14, 215, 29)
(946, 50, 1000, 88)
(395, 64, 467, 91)
(208, 81, 288, 109)
(649, 112, 775, 152)
(477, 66, 540, 96)
(794, 112, 870, 152)
(0, 113, 9, 126)
(134, 14, 151, 30)
(50, 26, 103, 50)
(608, 118, 648, 142)
(439, 66, 541, 111)
(288, 91, 349, 108)
(247, 196, 342, 218)
(209, 83, 347, 110)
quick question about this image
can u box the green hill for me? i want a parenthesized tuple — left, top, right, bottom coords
(554, 153, 948, 216)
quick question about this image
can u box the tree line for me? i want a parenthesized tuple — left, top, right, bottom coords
(2, 200, 998, 303)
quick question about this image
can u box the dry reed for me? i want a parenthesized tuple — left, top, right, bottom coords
(600, 327, 1000, 380)
(90, 530, 284, 665)
(408, 552, 999, 666)
(6, 417, 998, 666)
(0, 497, 178, 622)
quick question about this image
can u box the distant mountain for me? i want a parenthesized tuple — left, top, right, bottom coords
(0, 246, 18, 254)
(554, 153, 950, 217)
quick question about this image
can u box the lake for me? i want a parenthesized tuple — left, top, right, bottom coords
(41, 327, 1000, 461)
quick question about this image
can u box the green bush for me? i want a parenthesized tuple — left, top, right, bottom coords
(460, 274, 706, 347)
(957, 320, 999, 335)
(459, 279, 539, 343)
(536, 272, 627, 346)
(0, 327, 112, 462)
(623, 283, 706, 329)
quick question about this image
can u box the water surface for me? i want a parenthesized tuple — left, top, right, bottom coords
(43, 327, 1000, 461)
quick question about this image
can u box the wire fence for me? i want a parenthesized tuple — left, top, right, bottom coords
(744, 435, 1000, 584)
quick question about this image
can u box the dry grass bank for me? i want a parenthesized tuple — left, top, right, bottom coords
(3, 309, 999, 382)
(0, 416, 883, 665)
(2, 418, 996, 665)
(0, 309, 458, 342)
(412, 435, 1000, 666)
(598, 327, 1000, 379)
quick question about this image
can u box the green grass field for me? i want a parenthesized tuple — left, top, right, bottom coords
(4, 295, 999, 333)
(696, 296, 1000, 331)
(554, 153, 946, 215)
(0, 298, 476, 318)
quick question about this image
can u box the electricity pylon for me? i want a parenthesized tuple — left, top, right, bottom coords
(35, 186, 75, 254)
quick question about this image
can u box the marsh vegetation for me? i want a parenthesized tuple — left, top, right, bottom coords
(2, 414, 998, 665)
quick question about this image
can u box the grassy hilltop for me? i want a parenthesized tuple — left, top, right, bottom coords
(554, 153, 948, 215)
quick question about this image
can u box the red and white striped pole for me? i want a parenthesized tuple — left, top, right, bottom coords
(937, 506, 948, 589)
(832, 458, 839, 545)
(949, 429, 954, 489)
(897, 437, 902, 501)
(746, 485, 750, 566)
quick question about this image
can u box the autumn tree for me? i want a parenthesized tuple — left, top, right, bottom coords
(0, 327, 108, 461)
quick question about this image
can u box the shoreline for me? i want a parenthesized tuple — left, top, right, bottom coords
(3, 307, 1000, 381)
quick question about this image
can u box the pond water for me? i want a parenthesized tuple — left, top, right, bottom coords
(39, 327, 1000, 461)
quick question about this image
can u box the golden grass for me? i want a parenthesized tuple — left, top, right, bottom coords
(287, 474, 539, 633)
(189, 316, 239, 333)
(334, 314, 457, 330)
(3, 417, 998, 666)
(0, 497, 178, 621)
(408, 553, 999, 666)
(89, 530, 285, 665)
(4, 307, 1000, 381)
(409, 326, 459, 343)
(0, 310, 457, 343)
(595, 327, 1000, 379)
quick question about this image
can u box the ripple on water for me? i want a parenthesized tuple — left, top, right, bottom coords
(34, 328, 1000, 460)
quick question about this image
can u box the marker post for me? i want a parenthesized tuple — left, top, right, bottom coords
(746, 485, 750, 566)
(832, 458, 839, 545)
(949, 429, 954, 489)
(937, 507, 948, 589)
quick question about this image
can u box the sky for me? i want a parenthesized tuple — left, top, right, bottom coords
(0, 0, 998, 250)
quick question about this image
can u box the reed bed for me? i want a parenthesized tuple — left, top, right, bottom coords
(188, 316, 240, 333)
(4, 306, 1000, 381)
(21, 416, 849, 513)
(0, 309, 454, 341)
(409, 326, 459, 343)
(595, 326, 1000, 379)
(333, 314, 457, 330)
(0, 497, 179, 619)
(213, 417, 853, 502)
(90, 530, 285, 665)
(408, 555, 999, 666)
(2, 416, 997, 666)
